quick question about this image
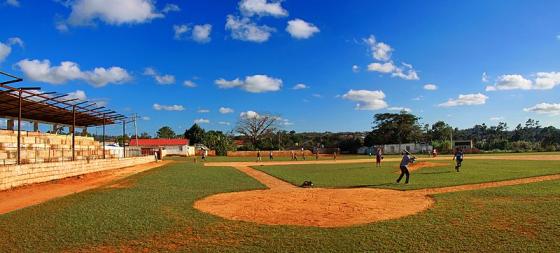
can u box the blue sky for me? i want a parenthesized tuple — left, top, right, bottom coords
(1, 0, 560, 136)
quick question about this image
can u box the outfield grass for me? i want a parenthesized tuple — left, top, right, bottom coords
(255, 159, 560, 190)
(0, 158, 559, 252)
(199, 154, 374, 162)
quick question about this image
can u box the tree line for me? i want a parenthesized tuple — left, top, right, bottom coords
(98, 111, 560, 154)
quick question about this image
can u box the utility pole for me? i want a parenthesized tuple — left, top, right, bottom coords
(133, 113, 139, 147)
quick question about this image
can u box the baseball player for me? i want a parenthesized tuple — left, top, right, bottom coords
(453, 148, 464, 172)
(396, 150, 415, 184)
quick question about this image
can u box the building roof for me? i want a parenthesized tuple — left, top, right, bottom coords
(129, 138, 189, 146)
(0, 71, 125, 127)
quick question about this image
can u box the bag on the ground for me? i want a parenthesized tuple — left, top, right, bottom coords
(300, 181, 314, 188)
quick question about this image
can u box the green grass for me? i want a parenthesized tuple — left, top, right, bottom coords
(0, 158, 559, 252)
(255, 159, 560, 190)
(199, 154, 374, 162)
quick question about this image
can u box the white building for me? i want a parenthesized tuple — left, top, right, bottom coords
(359, 143, 433, 155)
(129, 139, 195, 157)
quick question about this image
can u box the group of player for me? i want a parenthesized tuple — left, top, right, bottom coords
(256, 149, 338, 162)
(373, 147, 464, 184)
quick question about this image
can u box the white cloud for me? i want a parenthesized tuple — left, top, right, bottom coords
(490, 116, 505, 121)
(486, 72, 560, 91)
(91, 99, 108, 107)
(240, 110, 260, 119)
(524, 103, 560, 116)
(7, 37, 24, 47)
(342, 89, 388, 110)
(367, 61, 419, 80)
(423, 84, 437, 90)
(153, 103, 184, 111)
(154, 75, 175, 85)
(438, 93, 489, 107)
(352, 65, 360, 73)
(219, 107, 234, 114)
(557, 34, 560, 41)
(486, 74, 532, 91)
(412, 96, 423, 101)
(66, 0, 163, 26)
(312, 93, 322, 98)
(197, 109, 210, 113)
(388, 107, 412, 112)
(534, 72, 560, 90)
(86, 67, 131, 87)
(0, 43, 10, 63)
(482, 72, 489, 82)
(278, 117, 293, 126)
(0, 37, 24, 62)
(5, 0, 19, 7)
(65, 90, 87, 101)
(367, 62, 395, 73)
(141, 116, 151, 121)
(364, 35, 393, 62)
(16, 59, 131, 87)
(194, 118, 210, 124)
(364, 35, 419, 80)
(174, 24, 212, 43)
(192, 24, 212, 43)
(292, 83, 308, 90)
(225, 15, 275, 43)
(239, 0, 288, 17)
(173, 24, 190, 40)
(162, 3, 180, 13)
(61, 91, 107, 106)
(56, 22, 69, 32)
(392, 63, 419, 80)
(215, 74, 282, 93)
(143, 67, 175, 85)
(218, 121, 231, 126)
(183, 80, 197, 88)
(286, 19, 320, 39)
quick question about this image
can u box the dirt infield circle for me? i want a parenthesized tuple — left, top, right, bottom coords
(195, 158, 560, 228)
(195, 188, 433, 228)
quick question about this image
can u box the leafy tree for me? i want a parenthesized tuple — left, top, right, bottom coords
(156, 126, 176, 138)
(370, 112, 423, 144)
(139, 132, 151, 138)
(184, 124, 205, 144)
(430, 121, 453, 142)
(203, 131, 235, 156)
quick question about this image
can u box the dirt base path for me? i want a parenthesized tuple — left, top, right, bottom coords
(195, 160, 560, 228)
(0, 161, 171, 215)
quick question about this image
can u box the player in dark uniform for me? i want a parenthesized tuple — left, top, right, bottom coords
(375, 148, 383, 167)
(397, 150, 415, 184)
(453, 148, 464, 172)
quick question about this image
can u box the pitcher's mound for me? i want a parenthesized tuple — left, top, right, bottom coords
(194, 188, 433, 227)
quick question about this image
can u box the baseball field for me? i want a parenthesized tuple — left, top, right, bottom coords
(1, 153, 560, 252)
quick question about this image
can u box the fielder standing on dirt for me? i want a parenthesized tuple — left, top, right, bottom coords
(396, 150, 414, 184)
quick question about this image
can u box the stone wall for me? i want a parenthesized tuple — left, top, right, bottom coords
(0, 155, 155, 191)
(0, 130, 120, 165)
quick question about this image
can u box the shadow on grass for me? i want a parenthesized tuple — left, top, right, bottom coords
(343, 183, 397, 189)
(416, 171, 454, 175)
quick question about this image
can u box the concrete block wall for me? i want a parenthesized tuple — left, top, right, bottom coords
(0, 130, 120, 165)
(0, 155, 155, 191)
